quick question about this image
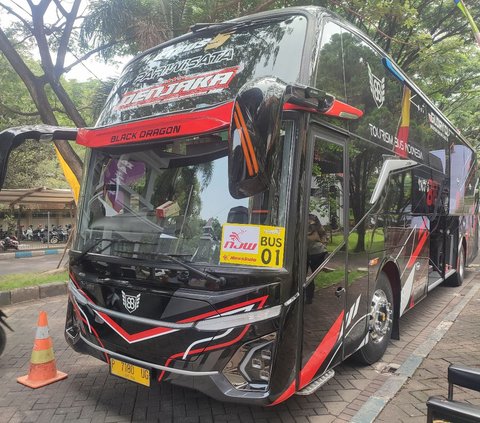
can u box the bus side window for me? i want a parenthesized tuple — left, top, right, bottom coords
(315, 21, 346, 105)
(309, 138, 344, 258)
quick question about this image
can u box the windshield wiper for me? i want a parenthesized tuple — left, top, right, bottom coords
(151, 251, 226, 285)
(72, 239, 225, 285)
(190, 16, 290, 34)
(71, 238, 114, 265)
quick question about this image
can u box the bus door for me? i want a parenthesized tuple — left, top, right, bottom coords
(300, 127, 346, 387)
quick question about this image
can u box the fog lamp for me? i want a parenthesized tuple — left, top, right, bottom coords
(223, 332, 276, 391)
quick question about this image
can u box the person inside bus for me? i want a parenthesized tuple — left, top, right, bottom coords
(306, 213, 329, 304)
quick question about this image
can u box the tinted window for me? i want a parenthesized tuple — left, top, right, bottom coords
(315, 22, 345, 101)
(98, 16, 307, 126)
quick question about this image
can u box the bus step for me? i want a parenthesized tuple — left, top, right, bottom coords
(296, 370, 335, 396)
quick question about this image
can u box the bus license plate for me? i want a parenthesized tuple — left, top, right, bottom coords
(110, 358, 150, 387)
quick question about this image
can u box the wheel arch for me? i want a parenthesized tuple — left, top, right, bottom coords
(380, 260, 401, 340)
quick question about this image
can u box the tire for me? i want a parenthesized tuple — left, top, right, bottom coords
(354, 272, 394, 365)
(50, 236, 59, 244)
(449, 246, 465, 287)
(0, 326, 6, 356)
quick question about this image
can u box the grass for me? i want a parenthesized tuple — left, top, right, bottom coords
(314, 268, 368, 289)
(328, 229, 385, 252)
(0, 271, 68, 291)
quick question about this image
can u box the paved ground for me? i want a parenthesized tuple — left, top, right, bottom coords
(0, 267, 478, 422)
(377, 268, 480, 422)
(0, 254, 66, 275)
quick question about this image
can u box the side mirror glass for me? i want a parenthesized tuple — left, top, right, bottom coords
(228, 77, 286, 199)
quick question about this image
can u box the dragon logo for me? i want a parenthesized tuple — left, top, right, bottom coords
(367, 63, 385, 108)
(122, 291, 141, 313)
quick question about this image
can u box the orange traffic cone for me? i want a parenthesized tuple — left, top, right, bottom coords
(17, 311, 67, 388)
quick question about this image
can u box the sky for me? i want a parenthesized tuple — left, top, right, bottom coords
(0, 0, 130, 82)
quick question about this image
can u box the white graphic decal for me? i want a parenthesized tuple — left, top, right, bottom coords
(368, 123, 424, 160)
(116, 66, 238, 111)
(345, 295, 361, 329)
(134, 49, 234, 83)
(428, 112, 451, 142)
(182, 303, 255, 359)
(367, 63, 385, 108)
(400, 267, 415, 315)
(122, 291, 141, 313)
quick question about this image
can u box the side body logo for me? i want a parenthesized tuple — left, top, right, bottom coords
(122, 291, 141, 313)
(367, 63, 385, 108)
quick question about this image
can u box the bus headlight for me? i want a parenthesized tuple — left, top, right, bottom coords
(223, 333, 276, 391)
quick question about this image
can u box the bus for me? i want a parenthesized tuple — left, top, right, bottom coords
(0, 6, 477, 406)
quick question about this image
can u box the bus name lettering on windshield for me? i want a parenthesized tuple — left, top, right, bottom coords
(116, 66, 239, 111)
(110, 125, 182, 143)
(134, 49, 234, 84)
(220, 225, 285, 268)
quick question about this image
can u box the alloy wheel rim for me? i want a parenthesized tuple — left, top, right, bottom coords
(369, 289, 393, 344)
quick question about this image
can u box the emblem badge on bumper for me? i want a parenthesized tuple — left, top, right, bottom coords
(122, 291, 141, 313)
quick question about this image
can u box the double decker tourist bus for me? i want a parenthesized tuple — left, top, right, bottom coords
(0, 6, 477, 405)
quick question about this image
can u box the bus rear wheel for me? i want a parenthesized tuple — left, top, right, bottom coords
(354, 272, 393, 365)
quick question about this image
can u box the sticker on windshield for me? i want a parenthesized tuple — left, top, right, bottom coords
(134, 49, 234, 83)
(116, 66, 239, 111)
(220, 224, 285, 268)
(205, 34, 231, 50)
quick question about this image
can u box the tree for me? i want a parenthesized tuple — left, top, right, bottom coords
(0, 55, 100, 188)
(306, 0, 480, 145)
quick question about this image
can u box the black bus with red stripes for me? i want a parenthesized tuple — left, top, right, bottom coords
(0, 6, 477, 405)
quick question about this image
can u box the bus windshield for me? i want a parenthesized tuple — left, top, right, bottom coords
(97, 15, 307, 126)
(75, 123, 294, 269)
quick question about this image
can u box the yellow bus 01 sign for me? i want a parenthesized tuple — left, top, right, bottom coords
(220, 224, 285, 268)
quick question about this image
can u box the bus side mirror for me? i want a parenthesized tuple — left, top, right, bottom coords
(369, 158, 418, 204)
(228, 77, 286, 199)
(0, 125, 77, 189)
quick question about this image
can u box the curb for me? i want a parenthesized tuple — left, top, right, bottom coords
(0, 249, 60, 260)
(351, 272, 480, 423)
(0, 282, 67, 306)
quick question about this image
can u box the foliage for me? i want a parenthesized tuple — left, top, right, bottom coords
(0, 0, 478, 210)
(0, 52, 96, 189)
(0, 211, 16, 234)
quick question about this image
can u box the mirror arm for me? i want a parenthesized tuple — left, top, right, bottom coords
(284, 84, 363, 119)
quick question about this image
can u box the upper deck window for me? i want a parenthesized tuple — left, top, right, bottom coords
(97, 15, 307, 126)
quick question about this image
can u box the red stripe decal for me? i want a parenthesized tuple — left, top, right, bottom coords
(298, 311, 344, 388)
(158, 325, 251, 381)
(70, 273, 268, 343)
(77, 102, 233, 148)
(269, 311, 344, 406)
(407, 228, 429, 268)
(157, 297, 269, 381)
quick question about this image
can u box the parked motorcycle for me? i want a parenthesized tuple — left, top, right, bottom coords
(42, 227, 68, 244)
(0, 236, 19, 251)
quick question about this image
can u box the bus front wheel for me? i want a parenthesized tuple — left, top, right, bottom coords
(354, 272, 393, 365)
(449, 246, 465, 287)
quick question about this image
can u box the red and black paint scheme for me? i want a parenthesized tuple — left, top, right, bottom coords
(0, 6, 477, 406)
